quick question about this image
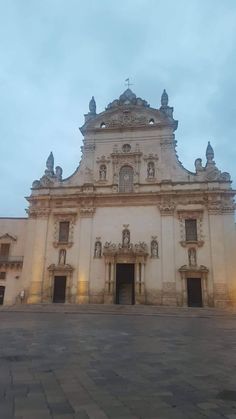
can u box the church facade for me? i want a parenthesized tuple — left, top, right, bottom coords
(0, 88, 236, 307)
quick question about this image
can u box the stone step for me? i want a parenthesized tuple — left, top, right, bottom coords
(0, 303, 235, 317)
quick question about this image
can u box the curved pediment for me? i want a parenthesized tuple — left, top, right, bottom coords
(80, 89, 178, 134)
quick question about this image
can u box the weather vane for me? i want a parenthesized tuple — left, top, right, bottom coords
(125, 78, 133, 88)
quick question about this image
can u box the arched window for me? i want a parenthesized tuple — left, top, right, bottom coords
(119, 165, 134, 193)
(99, 165, 107, 181)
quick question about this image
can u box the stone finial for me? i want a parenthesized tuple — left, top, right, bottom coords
(206, 141, 214, 164)
(46, 152, 54, 173)
(89, 96, 96, 114)
(161, 89, 168, 107)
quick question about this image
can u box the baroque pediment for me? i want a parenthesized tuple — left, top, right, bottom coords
(80, 89, 178, 134)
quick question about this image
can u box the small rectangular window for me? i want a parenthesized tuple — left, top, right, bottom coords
(59, 221, 70, 243)
(0, 244, 10, 259)
(185, 219, 197, 241)
(0, 272, 6, 279)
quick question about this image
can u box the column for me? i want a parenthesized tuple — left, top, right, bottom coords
(160, 210, 176, 306)
(77, 214, 93, 304)
(27, 214, 49, 304)
(208, 212, 228, 307)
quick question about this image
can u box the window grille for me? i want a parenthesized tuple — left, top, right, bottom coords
(119, 166, 134, 193)
(185, 219, 197, 241)
(59, 222, 70, 243)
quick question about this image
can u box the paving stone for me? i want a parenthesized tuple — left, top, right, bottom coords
(0, 309, 236, 418)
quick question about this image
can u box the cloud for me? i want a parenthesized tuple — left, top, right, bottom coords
(0, 0, 235, 215)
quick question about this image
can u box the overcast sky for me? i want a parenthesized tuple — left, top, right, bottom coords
(0, 0, 236, 216)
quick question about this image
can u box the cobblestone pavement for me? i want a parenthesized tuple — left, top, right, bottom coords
(1, 307, 236, 418)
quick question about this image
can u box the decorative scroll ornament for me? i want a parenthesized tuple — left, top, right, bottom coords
(32, 151, 63, 189)
(103, 241, 148, 257)
(194, 142, 231, 182)
(106, 88, 150, 109)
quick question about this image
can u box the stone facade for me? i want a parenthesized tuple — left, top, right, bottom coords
(1, 88, 236, 307)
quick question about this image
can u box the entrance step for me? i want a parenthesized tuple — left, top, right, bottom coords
(0, 303, 235, 318)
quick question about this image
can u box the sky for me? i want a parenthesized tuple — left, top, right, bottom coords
(0, 0, 236, 216)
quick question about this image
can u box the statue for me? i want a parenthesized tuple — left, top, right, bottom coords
(151, 240, 158, 258)
(161, 89, 168, 107)
(89, 96, 96, 114)
(99, 165, 106, 181)
(147, 162, 155, 178)
(188, 248, 196, 266)
(59, 249, 66, 265)
(206, 141, 214, 165)
(122, 229, 130, 247)
(194, 158, 204, 173)
(94, 241, 102, 258)
(55, 166, 63, 181)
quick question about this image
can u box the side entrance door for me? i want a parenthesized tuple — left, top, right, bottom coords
(0, 286, 5, 305)
(116, 264, 135, 305)
(187, 278, 203, 307)
(53, 276, 67, 303)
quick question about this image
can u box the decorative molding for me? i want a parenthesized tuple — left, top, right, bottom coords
(53, 213, 77, 248)
(79, 207, 96, 217)
(0, 233, 17, 242)
(96, 155, 111, 164)
(159, 200, 175, 215)
(103, 241, 148, 258)
(27, 208, 51, 219)
(47, 263, 74, 273)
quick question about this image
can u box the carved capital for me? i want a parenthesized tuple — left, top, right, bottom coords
(159, 200, 175, 216)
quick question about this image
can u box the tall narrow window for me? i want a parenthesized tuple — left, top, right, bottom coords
(0, 244, 10, 260)
(185, 219, 197, 241)
(59, 222, 70, 243)
(119, 165, 134, 193)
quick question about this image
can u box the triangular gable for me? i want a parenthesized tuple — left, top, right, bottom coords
(0, 233, 17, 241)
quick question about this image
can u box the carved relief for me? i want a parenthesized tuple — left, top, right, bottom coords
(159, 199, 175, 216)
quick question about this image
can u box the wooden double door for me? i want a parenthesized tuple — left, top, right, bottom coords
(53, 276, 67, 303)
(0, 286, 5, 305)
(187, 278, 203, 307)
(116, 264, 135, 305)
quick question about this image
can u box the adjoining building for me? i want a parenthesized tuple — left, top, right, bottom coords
(0, 88, 235, 307)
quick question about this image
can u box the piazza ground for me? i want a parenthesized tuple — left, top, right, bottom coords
(1, 306, 236, 419)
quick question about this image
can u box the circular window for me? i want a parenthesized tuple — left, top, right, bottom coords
(149, 118, 154, 125)
(100, 122, 106, 128)
(122, 144, 131, 152)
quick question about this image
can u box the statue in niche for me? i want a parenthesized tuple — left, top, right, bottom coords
(94, 241, 102, 258)
(188, 248, 197, 266)
(59, 249, 66, 265)
(147, 162, 155, 178)
(122, 229, 130, 247)
(151, 240, 158, 258)
(99, 165, 107, 181)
